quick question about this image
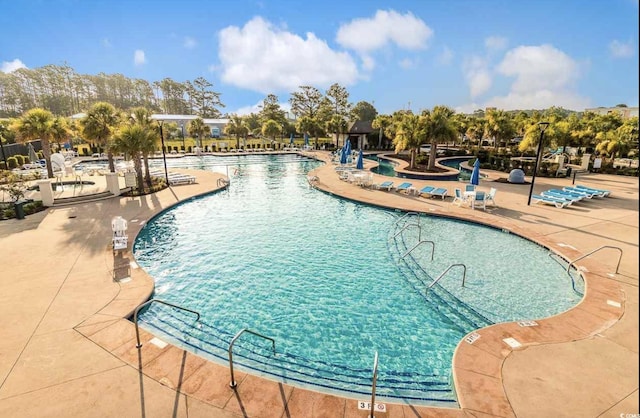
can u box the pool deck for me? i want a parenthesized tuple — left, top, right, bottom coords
(0, 151, 637, 418)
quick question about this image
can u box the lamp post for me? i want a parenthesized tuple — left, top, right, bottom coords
(0, 134, 7, 169)
(158, 121, 169, 185)
(527, 121, 550, 206)
(180, 123, 185, 151)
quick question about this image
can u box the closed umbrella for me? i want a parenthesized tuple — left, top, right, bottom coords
(340, 145, 348, 164)
(356, 149, 364, 169)
(290, 133, 294, 145)
(344, 139, 351, 156)
(470, 158, 481, 186)
(304, 133, 309, 147)
(28, 143, 38, 164)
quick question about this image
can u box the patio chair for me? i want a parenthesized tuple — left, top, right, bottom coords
(465, 184, 476, 193)
(452, 188, 467, 206)
(395, 182, 413, 193)
(375, 181, 394, 191)
(472, 191, 486, 210)
(486, 187, 497, 207)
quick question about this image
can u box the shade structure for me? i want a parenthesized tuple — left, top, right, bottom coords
(470, 158, 481, 186)
(290, 133, 294, 144)
(27, 143, 38, 164)
(356, 149, 364, 169)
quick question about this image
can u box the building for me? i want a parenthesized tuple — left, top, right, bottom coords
(584, 106, 639, 119)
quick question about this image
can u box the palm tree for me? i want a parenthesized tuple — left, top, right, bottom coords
(12, 108, 56, 178)
(372, 114, 391, 149)
(188, 117, 209, 150)
(484, 108, 515, 150)
(129, 107, 157, 187)
(50, 117, 70, 153)
(392, 112, 423, 169)
(262, 120, 281, 146)
(422, 106, 457, 171)
(224, 114, 248, 150)
(111, 125, 147, 192)
(80, 102, 119, 172)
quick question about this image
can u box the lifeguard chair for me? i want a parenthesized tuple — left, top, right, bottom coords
(111, 216, 128, 251)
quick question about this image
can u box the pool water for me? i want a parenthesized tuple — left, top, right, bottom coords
(134, 154, 582, 404)
(367, 155, 473, 181)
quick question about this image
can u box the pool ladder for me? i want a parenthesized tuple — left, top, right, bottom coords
(426, 264, 467, 292)
(229, 328, 276, 388)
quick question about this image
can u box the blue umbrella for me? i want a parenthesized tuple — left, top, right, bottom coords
(356, 149, 364, 169)
(470, 158, 481, 186)
(304, 133, 309, 146)
(290, 133, 294, 145)
(340, 146, 347, 164)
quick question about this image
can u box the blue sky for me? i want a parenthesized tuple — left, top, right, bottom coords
(1, 0, 638, 116)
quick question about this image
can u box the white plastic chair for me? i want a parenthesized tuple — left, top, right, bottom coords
(486, 187, 497, 206)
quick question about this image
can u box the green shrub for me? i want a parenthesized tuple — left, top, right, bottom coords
(7, 156, 18, 169)
(0, 161, 5, 170)
(15, 155, 25, 166)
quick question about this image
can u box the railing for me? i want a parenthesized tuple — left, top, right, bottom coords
(395, 211, 420, 226)
(401, 240, 435, 262)
(229, 328, 276, 388)
(567, 245, 623, 274)
(133, 299, 201, 348)
(392, 222, 422, 241)
(369, 351, 379, 418)
(427, 264, 467, 292)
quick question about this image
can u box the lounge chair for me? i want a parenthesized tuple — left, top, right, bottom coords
(375, 181, 394, 191)
(542, 190, 581, 204)
(531, 194, 570, 208)
(574, 184, 611, 197)
(547, 188, 586, 200)
(562, 186, 596, 198)
(428, 188, 448, 200)
(418, 185, 436, 196)
(395, 182, 413, 193)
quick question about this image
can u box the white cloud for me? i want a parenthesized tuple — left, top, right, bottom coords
(609, 39, 634, 58)
(485, 36, 508, 51)
(399, 58, 417, 69)
(436, 46, 453, 65)
(233, 100, 291, 116)
(1, 58, 27, 73)
(218, 17, 359, 93)
(463, 55, 492, 98)
(336, 10, 433, 53)
(458, 44, 590, 112)
(134, 50, 146, 66)
(361, 55, 375, 71)
(102, 38, 112, 48)
(497, 44, 578, 93)
(184, 36, 197, 49)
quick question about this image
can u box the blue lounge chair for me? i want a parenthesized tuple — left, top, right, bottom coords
(375, 180, 394, 191)
(562, 186, 596, 198)
(547, 188, 587, 200)
(543, 189, 583, 203)
(532, 194, 570, 208)
(574, 184, 610, 197)
(396, 182, 413, 193)
(541, 191, 578, 204)
(418, 185, 436, 196)
(428, 188, 448, 200)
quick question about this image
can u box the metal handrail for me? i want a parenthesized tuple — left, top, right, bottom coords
(370, 351, 379, 418)
(391, 222, 421, 241)
(427, 263, 467, 292)
(401, 240, 435, 261)
(567, 245, 623, 274)
(133, 299, 200, 348)
(394, 211, 420, 225)
(229, 328, 276, 388)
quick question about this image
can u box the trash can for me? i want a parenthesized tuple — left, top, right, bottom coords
(14, 201, 26, 220)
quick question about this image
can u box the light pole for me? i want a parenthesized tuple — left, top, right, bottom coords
(158, 121, 169, 185)
(0, 134, 7, 169)
(180, 123, 185, 151)
(527, 121, 550, 206)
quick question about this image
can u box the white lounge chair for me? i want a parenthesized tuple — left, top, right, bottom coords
(375, 181, 394, 191)
(532, 195, 570, 208)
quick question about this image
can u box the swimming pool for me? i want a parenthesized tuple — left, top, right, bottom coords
(134, 154, 583, 405)
(368, 155, 473, 181)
